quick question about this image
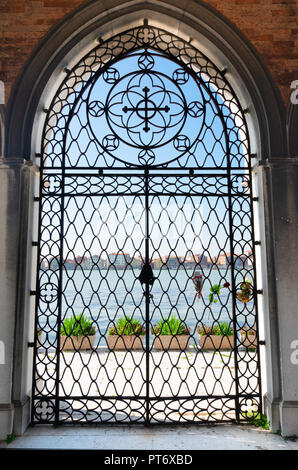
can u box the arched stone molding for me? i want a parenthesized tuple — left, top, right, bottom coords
(1, 0, 293, 437)
(4, 0, 286, 162)
(0, 105, 4, 158)
(287, 101, 298, 158)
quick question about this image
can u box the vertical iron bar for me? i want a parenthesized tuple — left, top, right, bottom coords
(247, 167, 263, 414)
(54, 140, 67, 426)
(226, 157, 241, 423)
(215, 99, 242, 422)
(144, 168, 150, 425)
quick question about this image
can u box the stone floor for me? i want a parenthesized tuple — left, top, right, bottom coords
(33, 347, 259, 423)
(1, 423, 298, 450)
(6, 347, 292, 450)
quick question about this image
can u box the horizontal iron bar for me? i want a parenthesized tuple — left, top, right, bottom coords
(32, 418, 239, 426)
(51, 192, 244, 197)
(35, 394, 261, 401)
(61, 173, 231, 178)
(40, 166, 251, 172)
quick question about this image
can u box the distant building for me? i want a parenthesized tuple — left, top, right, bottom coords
(185, 253, 209, 267)
(108, 252, 131, 269)
(161, 255, 183, 269)
(48, 256, 60, 271)
(234, 254, 247, 269)
(80, 255, 106, 269)
(216, 253, 229, 266)
(131, 257, 143, 268)
(151, 258, 163, 269)
(75, 255, 88, 266)
(64, 259, 76, 270)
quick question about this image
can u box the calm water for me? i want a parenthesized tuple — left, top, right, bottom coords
(39, 268, 255, 347)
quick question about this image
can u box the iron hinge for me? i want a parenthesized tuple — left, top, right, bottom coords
(30, 290, 36, 296)
(28, 342, 35, 348)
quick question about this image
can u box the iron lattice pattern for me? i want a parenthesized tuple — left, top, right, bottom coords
(32, 25, 262, 425)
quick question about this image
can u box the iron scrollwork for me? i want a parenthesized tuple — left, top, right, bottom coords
(31, 25, 261, 426)
(87, 49, 206, 166)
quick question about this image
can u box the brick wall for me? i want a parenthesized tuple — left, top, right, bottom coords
(0, 0, 297, 105)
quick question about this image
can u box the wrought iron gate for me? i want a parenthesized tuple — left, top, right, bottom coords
(31, 25, 262, 424)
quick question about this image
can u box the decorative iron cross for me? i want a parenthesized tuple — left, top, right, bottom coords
(123, 86, 170, 132)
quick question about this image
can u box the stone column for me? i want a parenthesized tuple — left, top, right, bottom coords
(262, 158, 298, 436)
(0, 157, 35, 439)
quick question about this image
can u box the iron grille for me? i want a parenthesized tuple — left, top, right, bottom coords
(31, 25, 262, 425)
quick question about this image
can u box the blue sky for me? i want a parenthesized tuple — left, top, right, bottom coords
(43, 48, 252, 261)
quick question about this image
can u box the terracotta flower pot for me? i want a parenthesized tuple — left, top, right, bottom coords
(240, 329, 257, 348)
(198, 334, 234, 350)
(152, 335, 190, 350)
(60, 335, 95, 351)
(106, 334, 144, 350)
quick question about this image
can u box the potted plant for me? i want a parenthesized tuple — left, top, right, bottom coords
(236, 279, 253, 304)
(152, 315, 191, 350)
(60, 313, 96, 351)
(240, 326, 257, 349)
(197, 322, 234, 350)
(107, 315, 145, 350)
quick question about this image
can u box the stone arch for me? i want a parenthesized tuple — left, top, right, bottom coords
(4, 0, 286, 162)
(3, 0, 288, 435)
(287, 101, 298, 157)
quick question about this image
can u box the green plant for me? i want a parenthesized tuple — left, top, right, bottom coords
(60, 313, 95, 338)
(198, 322, 233, 337)
(6, 433, 16, 444)
(108, 316, 145, 336)
(209, 281, 230, 304)
(243, 412, 270, 430)
(152, 315, 189, 336)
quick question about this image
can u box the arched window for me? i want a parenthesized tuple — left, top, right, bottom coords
(31, 25, 262, 425)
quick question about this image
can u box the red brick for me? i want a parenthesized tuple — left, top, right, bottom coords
(235, 0, 261, 4)
(0, 0, 297, 105)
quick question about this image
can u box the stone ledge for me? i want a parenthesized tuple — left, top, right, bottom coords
(0, 404, 14, 441)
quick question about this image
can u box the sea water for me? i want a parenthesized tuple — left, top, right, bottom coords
(38, 268, 256, 348)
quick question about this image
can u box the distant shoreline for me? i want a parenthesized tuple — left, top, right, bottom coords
(41, 265, 249, 271)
